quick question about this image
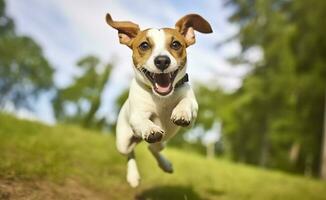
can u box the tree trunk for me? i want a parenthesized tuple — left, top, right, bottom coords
(320, 90, 326, 179)
(206, 143, 215, 159)
(259, 121, 269, 167)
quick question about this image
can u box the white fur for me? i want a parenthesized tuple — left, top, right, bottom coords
(126, 154, 140, 187)
(144, 29, 178, 73)
(116, 29, 198, 188)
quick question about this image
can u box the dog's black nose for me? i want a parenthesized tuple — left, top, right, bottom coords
(154, 55, 170, 71)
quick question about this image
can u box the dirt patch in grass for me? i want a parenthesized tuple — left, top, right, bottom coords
(0, 178, 107, 200)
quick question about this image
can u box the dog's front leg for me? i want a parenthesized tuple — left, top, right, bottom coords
(130, 112, 165, 143)
(171, 88, 198, 127)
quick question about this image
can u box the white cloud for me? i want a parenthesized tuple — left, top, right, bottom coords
(243, 46, 264, 63)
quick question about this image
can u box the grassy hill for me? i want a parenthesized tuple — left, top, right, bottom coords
(0, 114, 326, 200)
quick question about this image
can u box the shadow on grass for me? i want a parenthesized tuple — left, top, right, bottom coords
(135, 185, 207, 200)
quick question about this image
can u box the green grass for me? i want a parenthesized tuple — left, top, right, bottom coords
(0, 114, 326, 200)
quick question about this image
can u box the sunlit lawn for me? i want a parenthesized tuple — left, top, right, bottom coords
(0, 114, 326, 200)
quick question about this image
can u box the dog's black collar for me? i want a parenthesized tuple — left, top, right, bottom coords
(175, 73, 189, 88)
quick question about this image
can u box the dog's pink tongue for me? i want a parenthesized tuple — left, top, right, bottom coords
(155, 83, 171, 93)
(154, 73, 171, 94)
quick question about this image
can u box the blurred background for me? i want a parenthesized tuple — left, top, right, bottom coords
(1, 0, 326, 199)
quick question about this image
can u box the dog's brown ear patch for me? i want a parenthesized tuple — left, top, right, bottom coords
(175, 14, 213, 46)
(106, 13, 140, 48)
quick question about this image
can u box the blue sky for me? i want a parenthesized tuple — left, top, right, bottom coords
(6, 0, 250, 123)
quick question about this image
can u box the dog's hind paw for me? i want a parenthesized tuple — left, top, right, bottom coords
(127, 174, 140, 188)
(127, 161, 140, 188)
(158, 158, 174, 173)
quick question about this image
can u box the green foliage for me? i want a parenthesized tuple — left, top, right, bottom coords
(0, 0, 54, 109)
(52, 55, 113, 130)
(194, 84, 226, 129)
(115, 88, 129, 110)
(1, 114, 326, 200)
(223, 0, 326, 175)
(169, 84, 227, 155)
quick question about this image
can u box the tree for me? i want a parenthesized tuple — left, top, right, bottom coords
(52, 55, 113, 130)
(321, 90, 326, 179)
(224, 0, 326, 176)
(0, 0, 54, 109)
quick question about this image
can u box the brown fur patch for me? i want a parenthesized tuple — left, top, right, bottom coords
(163, 28, 187, 68)
(131, 29, 153, 68)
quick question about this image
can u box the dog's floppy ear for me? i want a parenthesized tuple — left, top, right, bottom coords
(175, 14, 213, 47)
(106, 13, 140, 48)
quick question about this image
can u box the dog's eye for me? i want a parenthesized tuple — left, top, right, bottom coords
(139, 42, 150, 51)
(171, 41, 181, 50)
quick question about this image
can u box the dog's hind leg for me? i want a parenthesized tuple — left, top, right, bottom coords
(126, 151, 140, 187)
(116, 130, 141, 187)
(148, 143, 173, 173)
(116, 102, 141, 187)
(116, 124, 141, 187)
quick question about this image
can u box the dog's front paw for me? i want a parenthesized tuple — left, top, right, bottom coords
(171, 109, 192, 127)
(143, 126, 165, 143)
(172, 116, 191, 127)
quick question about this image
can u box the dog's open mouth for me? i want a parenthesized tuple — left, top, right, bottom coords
(141, 68, 178, 96)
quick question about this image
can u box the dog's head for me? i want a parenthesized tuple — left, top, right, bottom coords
(106, 13, 212, 96)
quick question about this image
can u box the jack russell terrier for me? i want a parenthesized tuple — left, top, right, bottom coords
(105, 13, 212, 187)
